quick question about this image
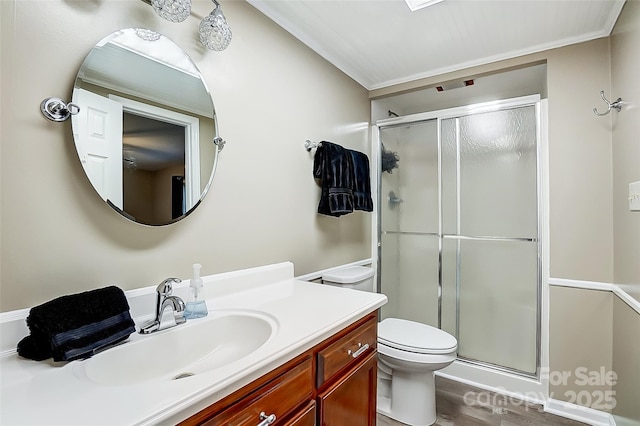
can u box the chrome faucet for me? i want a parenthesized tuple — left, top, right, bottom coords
(139, 278, 187, 334)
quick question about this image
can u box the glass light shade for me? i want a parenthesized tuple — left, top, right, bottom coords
(152, 0, 192, 23)
(134, 28, 161, 41)
(199, 8, 232, 51)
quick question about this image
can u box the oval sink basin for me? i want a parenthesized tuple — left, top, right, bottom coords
(82, 311, 276, 385)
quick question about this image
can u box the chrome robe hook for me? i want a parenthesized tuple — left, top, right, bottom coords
(593, 91, 622, 116)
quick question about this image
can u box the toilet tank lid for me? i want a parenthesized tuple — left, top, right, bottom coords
(378, 318, 457, 352)
(322, 266, 374, 284)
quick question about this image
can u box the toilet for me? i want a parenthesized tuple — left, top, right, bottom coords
(322, 266, 458, 426)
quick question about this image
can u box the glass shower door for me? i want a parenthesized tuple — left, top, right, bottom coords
(378, 100, 540, 377)
(441, 106, 539, 375)
(379, 120, 440, 328)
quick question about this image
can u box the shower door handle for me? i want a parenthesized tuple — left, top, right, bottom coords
(388, 191, 403, 209)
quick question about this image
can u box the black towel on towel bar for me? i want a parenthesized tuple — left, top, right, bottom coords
(348, 149, 373, 212)
(17, 286, 136, 362)
(313, 141, 355, 216)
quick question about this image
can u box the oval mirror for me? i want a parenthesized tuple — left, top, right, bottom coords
(71, 28, 222, 226)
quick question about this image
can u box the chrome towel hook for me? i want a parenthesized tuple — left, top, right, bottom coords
(40, 97, 80, 122)
(593, 90, 622, 116)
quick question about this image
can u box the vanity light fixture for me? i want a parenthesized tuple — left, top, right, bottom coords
(142, 0, 231, 51)
(199, 0, 232, 51)
(151, 0, 192, 23)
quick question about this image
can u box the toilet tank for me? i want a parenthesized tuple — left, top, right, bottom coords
(322, 266, 375, 292)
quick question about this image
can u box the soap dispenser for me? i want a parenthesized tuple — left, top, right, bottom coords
(184, 263, 208, 319)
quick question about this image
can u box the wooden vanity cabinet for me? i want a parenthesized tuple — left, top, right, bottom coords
(316, 314, 377, 387)
(180, 313, 378, 426)
(179, 354, 314, 426)
(317, 352, 377, 426)
(315, 314, 377, 426)
(285, 401, 316, 426)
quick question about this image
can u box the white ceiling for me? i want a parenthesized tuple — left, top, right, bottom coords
(78, 38, 214, 118)
(246, 0, 626, 91)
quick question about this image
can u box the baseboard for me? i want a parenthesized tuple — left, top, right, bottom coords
(436, 366, 546, 406)
(545, 398, 616, 426)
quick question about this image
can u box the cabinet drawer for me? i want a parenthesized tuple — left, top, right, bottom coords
(203, 358, 313, 426)
(285, 401, 316, 426)
(317, 315, 377, 387)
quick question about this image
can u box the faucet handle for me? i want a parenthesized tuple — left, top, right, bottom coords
(156, 278, 181, 296)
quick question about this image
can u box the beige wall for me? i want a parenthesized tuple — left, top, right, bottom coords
(609, 5, 640, 421)
(612, 297, 640, 425)
(545, 19, 639, 414)
(549, 286, 614, 411)
(0, 0, 372, 311)
(546, 38, 614, 283)
(611, 0, 640, 301)
(547, 4, 640, 417)
(550, 288, 640, 422)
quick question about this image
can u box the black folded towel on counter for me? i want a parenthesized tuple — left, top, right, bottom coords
(17, 286, 136, 362)
(348, 149, 373, 212)
(313, 141, 355, 216)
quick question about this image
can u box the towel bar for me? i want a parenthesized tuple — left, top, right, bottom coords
(305, 140, 321, 152)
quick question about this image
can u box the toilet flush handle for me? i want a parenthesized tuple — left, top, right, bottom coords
(348, 343, 369, 358)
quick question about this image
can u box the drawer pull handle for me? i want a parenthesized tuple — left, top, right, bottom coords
(258, 412, 276, 426)
(348, 343, 369, 358)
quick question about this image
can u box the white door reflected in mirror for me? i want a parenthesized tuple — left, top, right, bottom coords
(73, 89, 123, 209)
(111, 95, 201, 223)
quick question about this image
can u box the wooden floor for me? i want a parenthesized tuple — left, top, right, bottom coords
(377, 376, 588, 426)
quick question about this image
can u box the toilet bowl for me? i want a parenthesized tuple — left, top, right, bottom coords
(377, 318, 457, 426)
(321, 266, 458, 426)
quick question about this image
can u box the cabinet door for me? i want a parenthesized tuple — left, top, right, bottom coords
(317, 352, 377, 426)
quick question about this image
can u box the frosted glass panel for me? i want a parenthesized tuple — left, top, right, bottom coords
(380, 232, 400, 321)
(379, 120, 438, 233)
(459, 107, 537, 237)
(440, 237, 458, 337)
(441, 118, 457, 235)
(380, 141, 401, 233)
(457, 239, 538, 374)
(378, 99, 540, 378)
(380, 233, 439, 327)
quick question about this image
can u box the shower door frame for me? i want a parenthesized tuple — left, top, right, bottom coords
(374, 94, 546, 382)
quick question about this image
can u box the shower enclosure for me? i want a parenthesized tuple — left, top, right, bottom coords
(377, 95, 541, 377)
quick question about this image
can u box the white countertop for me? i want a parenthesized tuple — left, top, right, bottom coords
(0, 262, 387, 425)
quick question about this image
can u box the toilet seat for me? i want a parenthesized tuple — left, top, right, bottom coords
(378, 318, 457, 355)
